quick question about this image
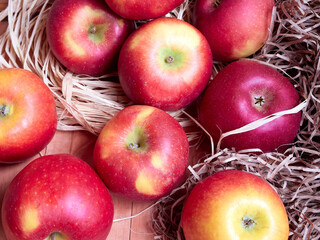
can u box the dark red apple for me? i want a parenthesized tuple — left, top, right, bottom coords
(46, 0, 133, 76)
(0, 68, 57, 163)
(93, 105, 189, 201)
(199, 59, 301, 152)
(104, 0, 185, 20)
(1, 154, 114, 240)
(118, 17, 213, 111)
(193, 0, 274, 61)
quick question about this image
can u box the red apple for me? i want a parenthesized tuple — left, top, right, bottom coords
(104, 0, 185, 20)
(118, 17, 213, 111)
(198, 60, 301, 152)
(0, 68, 57, 163)
(193, 0, 274, 61)
(1, 154, 114, 240)
(93, 105, 189, 201)
(46, 0, 133, 76)
(181, 170, 289, 240)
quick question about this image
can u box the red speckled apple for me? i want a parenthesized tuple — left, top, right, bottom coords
(104, 0, 184, 20)
(46, 0, 133, 76)
(198, 60, 301, 152)
(193, 0, 274, 61)
(0, 68, 57, 163)
(93, 105, 189, 201)
(182, 170, 289, 240)
(1, 154, 114, 240)
(118, 17, 213, 111)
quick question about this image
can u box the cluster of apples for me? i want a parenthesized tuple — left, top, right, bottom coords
(0, 0, 302, 239)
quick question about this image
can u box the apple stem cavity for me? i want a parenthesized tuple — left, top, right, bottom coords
(166, 56, 175, 63)
(89, 25, 97, 34)
(254, 96, 265, 106)
(0, 104, 9, 118)
(44, 232, 66, 240)
(242, 216, 256, 230)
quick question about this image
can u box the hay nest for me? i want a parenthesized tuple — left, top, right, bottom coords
(0, 0, 319, 239)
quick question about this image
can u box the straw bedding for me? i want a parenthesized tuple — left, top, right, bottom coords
(0, 0, 319, 239)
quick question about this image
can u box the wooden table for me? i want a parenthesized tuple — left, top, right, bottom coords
(0, 1, 190, 239)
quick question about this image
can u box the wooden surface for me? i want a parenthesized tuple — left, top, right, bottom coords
(0, 1, 205, 239)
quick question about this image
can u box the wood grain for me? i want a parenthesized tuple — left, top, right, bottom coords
(0, 0, 7, 11)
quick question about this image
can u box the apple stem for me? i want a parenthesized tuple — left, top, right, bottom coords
(128, 142, 140, 150)
(242, 216, 256, 230)
(166, 56, 175, 63)
(254, 96, 265, 106)
(214, 0, 221, 7)
(0, 105, 9, 118)
(89, 25, 97, 34)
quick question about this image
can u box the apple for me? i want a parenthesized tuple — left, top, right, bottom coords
(118, 17, 213, 111)
(199, 59, 301, 152)
(46, 0, 134, 76)
(0, 68, 57, 164)
(1, 154, 114, 240)
(104, 0, 185, 20)
(93, 105, 189, 201)
(193, 0, 274, 61)
(181, 170, 289, 240)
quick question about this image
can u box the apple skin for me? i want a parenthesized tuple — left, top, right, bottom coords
(118, 17, 213, 111)
(1, 154, 114, 240)
(46, 0, 134, 76)
(193, 0, 274, 61)
(181, 170, 289, 240)
(93, 105, 189, 201)
(104, 0, 185, 20)
(0, 68, 57, 163)
(198, 60, 301, 152)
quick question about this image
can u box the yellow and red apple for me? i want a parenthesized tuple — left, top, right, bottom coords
(181, 170, 289, 240)
(46, 0, 133, 76)
(93, 105, 189, 201)
(0, 68, 57, 163)
(193, 0, 274, 61)
(118, 17, 213, 111)
(1, 154, 114, 240)
(104, 0, 185, 20)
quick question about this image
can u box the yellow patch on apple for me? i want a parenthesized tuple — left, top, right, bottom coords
(20, 207, 40, 232)
(135, 172, 158, 196)
(64, 31, 86, 57)
(135, 107, 155, 125)
(99, 130, 117, 159)
(151, 152, 164, 170)
(232, 40, 261, 60)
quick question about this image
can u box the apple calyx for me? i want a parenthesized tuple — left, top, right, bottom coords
(242, 216, 256, 230)
(0, 104, 9, 118)
(87, 24, 107, 43)
(254, 95, 265, 106)
(214, 0, 221, 8)
(166, 56, 175, 63)
(128, 142, 140, 150)
(44, 232, 67, 240)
